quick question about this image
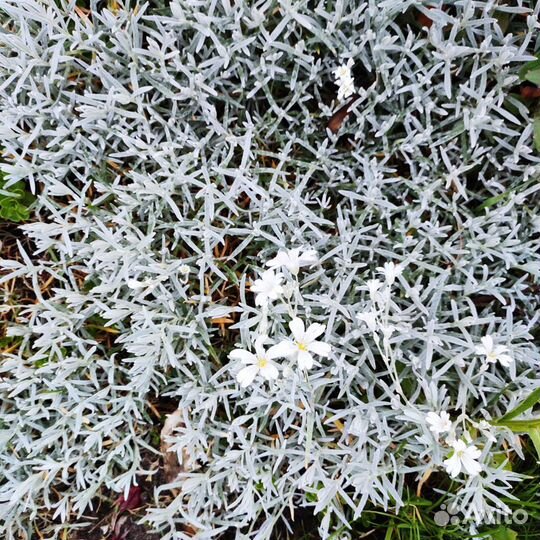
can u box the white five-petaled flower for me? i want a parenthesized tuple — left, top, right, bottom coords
(250, 269, 284, 307)
(272, 317, 331, 370)
(474, 335, 512, 367)
(332, 59, 354, 81)
(333, 59, 355, 101)
(443, 439, 482, 478)
(266, 247, 318, 275)
(426, 411, 452, 436)
(377, 261, 403, 285)
(179, 264, 190, 283)
(230, 336, 281, 388)
(473, 420, 497, 443)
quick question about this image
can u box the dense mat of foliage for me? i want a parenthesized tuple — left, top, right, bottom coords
(1, 1, 540, 538)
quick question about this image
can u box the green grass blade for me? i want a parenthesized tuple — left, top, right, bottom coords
(498, 388, 540, 422)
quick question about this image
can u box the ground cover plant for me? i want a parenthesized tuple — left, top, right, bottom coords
(1, 0, 540, 539)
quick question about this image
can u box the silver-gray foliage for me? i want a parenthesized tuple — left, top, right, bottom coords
(0, 0, 540, 538)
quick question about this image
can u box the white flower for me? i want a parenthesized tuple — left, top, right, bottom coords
(366, 279, 383, 300)
(179, 264, 190, 283)
(426, 411, 452, 436)
(443, 439, 482, 478)
(266, 247, 318, 275)
(250, 269, 284, 306)
(473, 420, 497, 443)
(230, 336, 282, 388)
(376, 261, 403, 285)
(333, 59, 356, 102)
(332, 59, 354, 81)
(271, 318, 331, 370)
(356, 310, 378, 332)
(337, 76, 355, 101)
(474, 336, 512, 367)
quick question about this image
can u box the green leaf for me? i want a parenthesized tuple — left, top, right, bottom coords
(534, 115, 540, 152)
(525, 69, 540, 85)
(519, 57, 540, 82)
(0, 201, 30, 222)
(494, 418, 540, 431)
(0, 178, 35, 222)
(498, 388, 540, 422)
(490, 527, 517, 540)
(491, 453, 512, 471)
(477, 191, 510, 211)
(34, 358, 49, 368)
(528, 427, 540, 460)
(220, 263, 240, 286)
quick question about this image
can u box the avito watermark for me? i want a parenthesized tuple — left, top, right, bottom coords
(434, 504, 528, 527)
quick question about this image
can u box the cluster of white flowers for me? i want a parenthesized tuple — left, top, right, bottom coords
(250, 248, 318, 306)
(426, 411, 483, 478)
(230, 248, 331, 388)
(333, 58, 356, 101)
(425, 336, 513, 478)
(353, 261, 514, 482)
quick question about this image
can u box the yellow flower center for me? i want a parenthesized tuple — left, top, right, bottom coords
(296, 341, 308, 351)
(456, 450, 464, 458)
(258, 357, 268, 368)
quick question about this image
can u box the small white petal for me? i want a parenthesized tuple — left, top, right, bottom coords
(498, 354, 513, 367)
(474, 344, 487, 355)
(305, 323, 326, 342)
(461, 455, 482, 476)
(229, 349, 257, 364)
(289, 317, 305, 341)
(308, 340, 331, 357)
(254, 335, 268, 357)
(465, 445, 482, 460)
(267, 340, 297, 359)
(266, 251, 289, 269)
(443, 454, 462, 478)
(480, 335, 494, 353)
(297, 350, 314, 370)
(236, 365, 259, 387)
